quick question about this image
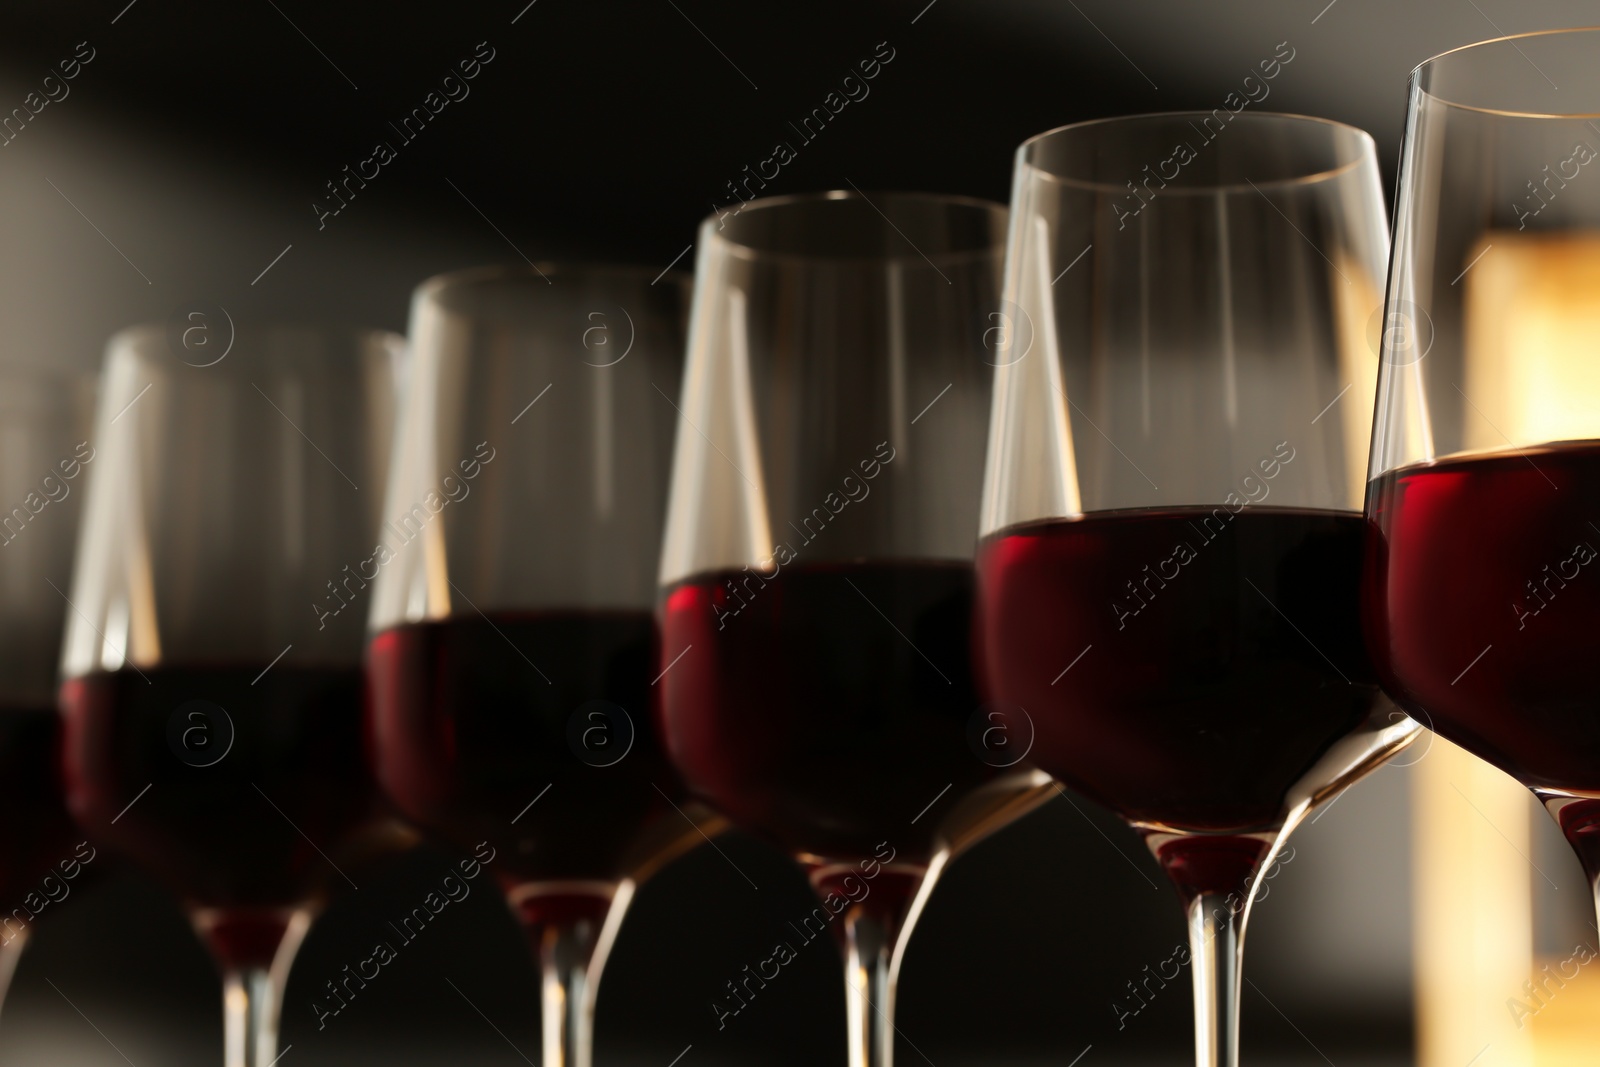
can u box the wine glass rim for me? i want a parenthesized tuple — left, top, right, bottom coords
(697, 189, 1007, 265)
(1388, 439, 1600, 470)
(412, 261, 690, 301)
(1014, 110, 1376, 195)
(1412, 26, 1600, 118)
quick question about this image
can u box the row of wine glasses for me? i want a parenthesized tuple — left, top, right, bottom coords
(45, 117, 1401, 1067)
(0, 25, 1588, 1067)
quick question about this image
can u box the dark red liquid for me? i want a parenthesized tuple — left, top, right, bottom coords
(1365, 441, 1600, 794)
(366, 611, 689, 899)
(0, 707, 88, 907)
(59, 665, 384, 916)
(977, 508, 1380, 839)
(658, 560, 991, 867)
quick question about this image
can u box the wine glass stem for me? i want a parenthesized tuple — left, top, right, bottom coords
(539, 922, 599, 1067)
(200, 908, 309, 1067)
(1186, 892, 1243, 1067)
(520, 885, 632, 1067)
(844, 909, 897, 1067)
(222, 967, 284, 1067)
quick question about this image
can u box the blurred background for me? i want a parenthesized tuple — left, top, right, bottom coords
(0, 0, 1596, 1064)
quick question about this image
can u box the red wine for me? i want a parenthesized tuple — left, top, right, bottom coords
(658, 560, 991, 868)
(366, 611, 691, 903)
(1365, 441, 1600, 794)
(977, 508, 1380, 844)
(0, 707, 87, 908)
(59, 665, 383, 917)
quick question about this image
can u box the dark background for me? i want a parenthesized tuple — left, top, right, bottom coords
(0, 1, 1592, 1064)
(0, 0, 1591, 373)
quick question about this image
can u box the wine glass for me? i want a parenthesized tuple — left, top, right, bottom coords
(975, 112, 1419, 1067)
(58, 324, 408, 1067)
(656, 190, 1055, 1067)
(1365, 30, 1600, 936)
(363, 264, 716, 1067)
(0, 366, 97, 1013)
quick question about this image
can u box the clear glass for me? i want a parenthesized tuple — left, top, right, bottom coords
(364, 264, 717, 1067)
(0, 367, 96, 1024)
(977, 113, 1419, 1067)
(656, 191, 1054, 1067)
(1365, 28, 1600, 948)
(57, 325, 408, 1067)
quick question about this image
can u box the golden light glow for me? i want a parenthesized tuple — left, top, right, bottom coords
(1414, 737, 1535, 1067)
(1463, 232, 1600, 449)
(1530, 958, 1600, 1066)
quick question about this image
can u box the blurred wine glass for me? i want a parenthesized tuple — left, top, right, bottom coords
(364, 265, 715, 1067)
(0, 366, 96, 1017)
(58, 325, 408, 1067)
(656, 191, 1053, 1067)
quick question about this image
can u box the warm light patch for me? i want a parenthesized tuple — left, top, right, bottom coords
(1463, 232, 1600, 450)
(1414, 736, 1535, 1067)
(1529, 952, 1600, 1066)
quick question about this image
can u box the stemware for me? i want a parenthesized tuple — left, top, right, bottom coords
(0, 366, 96, 1010)
(1365, 29, 1600, 939)
(363, 264, 715, 1067)
(58, 325, 407, 1067)
(656, 191, 1054, 1067)
(975, 113, 1418, 1067)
